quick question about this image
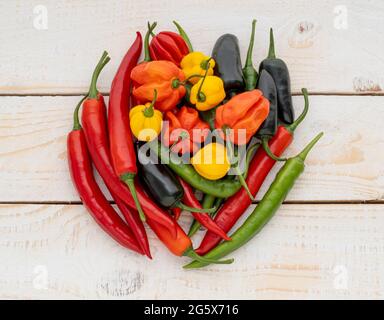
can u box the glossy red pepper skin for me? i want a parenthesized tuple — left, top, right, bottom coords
(109, 32, 141, 176)
(149, 31, 189, 66)
(177, 177, 231, 241)
(147, 218, 192, 256)
(113, 194, 151, 258)
(81, 95, 178, 236)
(172, 207, 182, 220)
(108, 33, 146, 222)
(67, 124, 143, 254)
(195, 125, 293, 255)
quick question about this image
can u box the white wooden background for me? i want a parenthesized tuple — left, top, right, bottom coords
(1, 0, 384, 299)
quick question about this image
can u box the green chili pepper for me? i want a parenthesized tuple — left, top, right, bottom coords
(184, 132, 323, 269)
(188, 194, 216, 237)
(243, 19, 258, 91)
(152, 144, 235, 198)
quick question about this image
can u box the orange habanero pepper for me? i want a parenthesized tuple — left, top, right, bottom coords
(131, 60, 186, 112)
(215, 89, 270, 145)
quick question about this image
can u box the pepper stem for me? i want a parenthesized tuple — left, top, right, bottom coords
(88, 51, 110, 99)
(173, 20, 193, 52)
(182, 74, 204, 84)
(197, 58, 212, 102)
(143, 89, 157, 118)
(235, 167, 254, 200)
(144, 22, 157, 62)
(242, 142, 260, 178)
(262, 137, 287, 161)
(121, 173, 146, 222)
(187, 194, 216, 237)
(268, 28, 276, 59)
(72, 96, 87, 131)
(183, 247, 234, 266)
(225, 131, 255, 201)
(297, 132, 324, 162)
(286, 88, 309, 133)
(245, 19, 257, 67)
(177, 202, 217, 214)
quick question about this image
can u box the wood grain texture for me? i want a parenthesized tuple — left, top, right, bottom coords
(1, 0, 384, 300)
(0, 203, 383, 299)
(1, 95, 383, 202)
(1, 0, 384, 94)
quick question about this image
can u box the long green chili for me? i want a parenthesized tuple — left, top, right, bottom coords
(184, 132, 323, 269)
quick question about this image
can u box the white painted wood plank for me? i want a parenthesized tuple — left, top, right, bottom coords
(1, 95, 383, 202)
(0, 203, 383, 299)
(1, 0, 384, 94)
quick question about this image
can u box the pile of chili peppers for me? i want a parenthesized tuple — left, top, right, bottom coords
(67, 20, 322, 268)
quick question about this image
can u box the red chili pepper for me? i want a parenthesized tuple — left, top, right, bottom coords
(113, 194, 151, 258)
(148, 22, 190, 66)
(108, 33, 146, 221)
(171, 207, 182, 220)
(67, 98, 143, 255)
(81, 51, 178, 237)
(196, 90, 310, 255)
(177, 177, 231, 241)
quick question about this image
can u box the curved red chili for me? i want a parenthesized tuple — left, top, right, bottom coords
(67, 98, 143, 255)
(113, 194, 151, 258)
(81, 51, 178, 236)
(108, 33, 146, 221)
(177, 177, 231, 241)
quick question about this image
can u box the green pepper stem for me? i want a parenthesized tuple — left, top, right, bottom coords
(286, 88, 309, 133)
(72, 96, 88, 131)
(177, 202, 216, 214)
(297, 132, 324, 162)
(225, 133, 254, 201)
(88, 51, 110, 99)
(268, 28, 276, 59)
(173, 20, 193, 52)
(187, 220, 201, 238)
(243, 142, 260, 178)
(144, 22, 157, 62)
(262, 137, 287, 161)
(143, 89, 157, 118)
(121, 173, 146, 222)
(182, 74, 204, 84)
(196, 58, 212, 102)
(234, 166, 254, 200)
(188, 194, 216, 237)
(183, 247, 234, 266)
(245, 19, 257, 67)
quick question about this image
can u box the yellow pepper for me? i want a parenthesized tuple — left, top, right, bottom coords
(191, 143, 230, 180)
(190, 75, 226, 111)
(181, 52, 215, 84)
(129, 90, 162, 141)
